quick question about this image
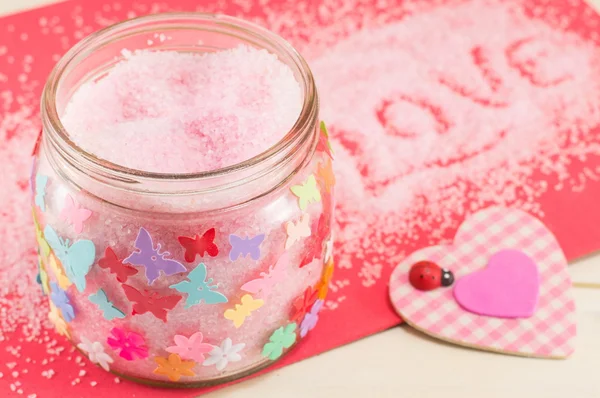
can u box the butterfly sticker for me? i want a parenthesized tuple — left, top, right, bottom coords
(59, 194, 92, 234)
(32, 209, 50, 259)
(123, 227, 187, 285)
(317, 158, 335, 194)
(89, 289, 126, 321)
(285, 213, 311, 250)
(35, 174, 48, 212)
(229, 233, 265, 261)
(241, 252, 289, 298)
(170, 263, 228, 308)
(224, 294, 264, 328)
(98, 247, 138, 283)
(178, 228, 219, 262)
(122, 284, 182, 322)
(48, 253, 72, 290)
(44, 225, 96, 292)
(50, 281, 75, 322)
(290, 175, 321, 211)
(317, 121, 334, 159)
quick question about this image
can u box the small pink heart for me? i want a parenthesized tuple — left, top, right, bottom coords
(453, 249, 540, 318)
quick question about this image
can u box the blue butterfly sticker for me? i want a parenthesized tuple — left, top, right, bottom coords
(35, 174, 48, 212)
(50, 281, 75, 322)
(170, 263, 228, 308)
(89, 289, 126, 321)
(44, 225, 96, 292)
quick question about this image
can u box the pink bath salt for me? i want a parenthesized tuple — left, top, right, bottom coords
(60, 45, 303, 173)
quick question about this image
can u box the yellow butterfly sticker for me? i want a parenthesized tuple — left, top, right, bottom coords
(224, 294, 264, 328)
(38, 253, 50, 295)
(317, 158, 335, 193)
(290, 174, 321, 211)
(48, 254, 72, 290)
(48, 302, 70, 338)
(32, 209, 50, 259)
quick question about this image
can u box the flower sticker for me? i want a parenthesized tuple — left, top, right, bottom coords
(262, 323, 297, 360)
(77, 336, 114, 371)
(300, 300, 324, 338)
(166, 332, 213, 363)
(153, 354, 196, 382)
(290, 286, 319, 323)
(107, 327, 149, 361)
(50, 281, 75, 322)
(203, 338, 245, 371)
(48, 302, 70, 338)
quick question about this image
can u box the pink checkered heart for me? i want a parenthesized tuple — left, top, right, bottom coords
(389, 207, 576, 358)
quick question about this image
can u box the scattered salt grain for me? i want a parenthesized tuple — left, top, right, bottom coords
(90, 381, 97, 386)
(78, 369, 86, 377)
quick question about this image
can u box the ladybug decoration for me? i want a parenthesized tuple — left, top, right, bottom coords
(409, 261, 454, 291)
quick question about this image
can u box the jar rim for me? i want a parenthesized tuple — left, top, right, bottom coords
(41, 12, 318, 184)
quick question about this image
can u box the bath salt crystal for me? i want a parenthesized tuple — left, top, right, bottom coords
(60, 45, 303, 173)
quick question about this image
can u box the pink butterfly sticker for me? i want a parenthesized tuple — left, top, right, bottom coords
(240, 252, 289, 298)
(285, 214, 311, 250)
(60, 194, 92, 234)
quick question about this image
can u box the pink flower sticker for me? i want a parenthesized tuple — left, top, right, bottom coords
(107, 327, 149, 361)
(165, 332, 213, 363)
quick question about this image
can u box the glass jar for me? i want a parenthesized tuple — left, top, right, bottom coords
(32, 13, 334, 387)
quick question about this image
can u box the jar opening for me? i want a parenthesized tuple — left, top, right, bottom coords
(41, 13, 318, 192)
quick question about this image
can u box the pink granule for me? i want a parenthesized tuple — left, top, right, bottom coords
(60, 45, 302, 173)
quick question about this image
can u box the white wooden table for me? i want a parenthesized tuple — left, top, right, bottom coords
(3, 0, 600, 396)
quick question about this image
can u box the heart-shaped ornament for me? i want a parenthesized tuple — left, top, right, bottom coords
(389, 207, 576, 358)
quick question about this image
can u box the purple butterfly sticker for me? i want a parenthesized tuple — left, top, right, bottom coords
(124, 227, 187, 285)
(300, 299, 324, 338)
(229, 234, 265, 261)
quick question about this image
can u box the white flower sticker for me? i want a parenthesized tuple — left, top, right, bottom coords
(77, 336, 114, 371)
(202, 338, 245, 371)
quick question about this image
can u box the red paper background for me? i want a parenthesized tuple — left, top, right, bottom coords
(2, 0, 600, 397)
